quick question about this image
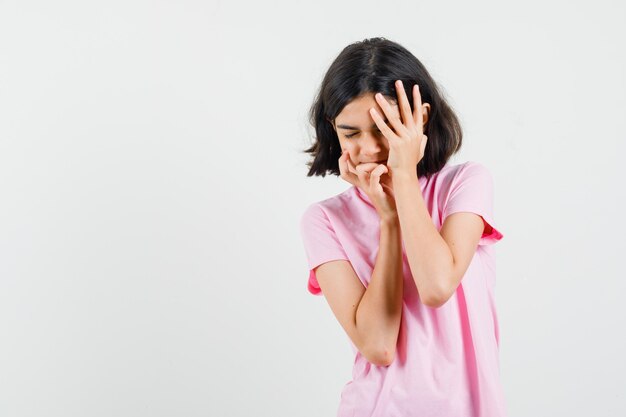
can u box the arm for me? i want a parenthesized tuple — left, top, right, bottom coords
(391, 172, 484, 308)
(315, 217, 403, 366)
(355, 216, 403, 365)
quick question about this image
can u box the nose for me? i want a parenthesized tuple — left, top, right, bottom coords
(360, 131, 384, 156)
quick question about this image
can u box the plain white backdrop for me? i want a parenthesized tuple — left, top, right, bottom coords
(1, 0, 625, 416)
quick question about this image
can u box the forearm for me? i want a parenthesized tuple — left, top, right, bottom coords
(355, 217, 403, 365)
(392, 172, 454, 306)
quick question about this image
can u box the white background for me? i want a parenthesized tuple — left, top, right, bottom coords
(1, 0, 625, 416)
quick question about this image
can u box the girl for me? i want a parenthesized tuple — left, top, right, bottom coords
(299, 37, 507, 417)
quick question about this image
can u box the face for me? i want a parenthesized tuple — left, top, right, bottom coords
(330, 93, 429, 167)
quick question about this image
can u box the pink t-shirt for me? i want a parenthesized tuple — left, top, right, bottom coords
(299, 161, 506, 417)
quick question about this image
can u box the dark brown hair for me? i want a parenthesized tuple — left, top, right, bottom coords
(304, 37, 463, 179)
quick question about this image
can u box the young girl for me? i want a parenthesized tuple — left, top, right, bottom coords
(299, 37, 507, 417)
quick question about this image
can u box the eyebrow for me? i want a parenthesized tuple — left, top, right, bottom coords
(337, 120, 388, 130)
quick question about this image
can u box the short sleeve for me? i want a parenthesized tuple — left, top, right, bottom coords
(441, 162, 504, 246)
(299, 204, 349, 295)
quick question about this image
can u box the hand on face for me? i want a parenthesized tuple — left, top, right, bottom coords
(338, 150, 397, 221)
(369, 80, 429, 178)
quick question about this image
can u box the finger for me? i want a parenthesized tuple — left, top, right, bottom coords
(338, 150, 348, 176)
(420, 135, 428, 156)
(369, 107, 399, 146)
(346, 154, 360, 176)
(369, 164, 387, 190)
(357, 162, 381, 172)
(381, 182, 395, 200)
(378, 169, 395, 196)
(394, 80, 416, 131)
(373, 94, 408, 138)
(413, 84, 424, 132)
(340, 150, 351, 171)
(354, 166, 370, 187)
(339, 151, 359, 184)
(379, 166, 391, 185)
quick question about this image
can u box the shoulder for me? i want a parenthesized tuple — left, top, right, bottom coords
(444, 160, 491, 178)
(432, 161, 493, 188)
(456, 160, 492, 177)
(300, 187, 357, 226)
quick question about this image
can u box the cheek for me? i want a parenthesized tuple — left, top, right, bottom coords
(340, 141, 358, 152)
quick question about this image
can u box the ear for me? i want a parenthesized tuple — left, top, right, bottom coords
(422, 103, 431, 128)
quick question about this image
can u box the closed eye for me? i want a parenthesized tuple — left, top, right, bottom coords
(345, 130, 382, 138)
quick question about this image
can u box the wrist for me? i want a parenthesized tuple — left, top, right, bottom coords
(380, 215, 400, 229)
(391, 169, 418, 184)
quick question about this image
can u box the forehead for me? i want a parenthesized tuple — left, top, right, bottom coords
(336, 93, 399, 122)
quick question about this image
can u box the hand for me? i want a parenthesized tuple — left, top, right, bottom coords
(369, 80, 429, 178)
(338, 150, 397, 221)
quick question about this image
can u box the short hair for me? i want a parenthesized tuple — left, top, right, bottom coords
(304, 37, 463, 179)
